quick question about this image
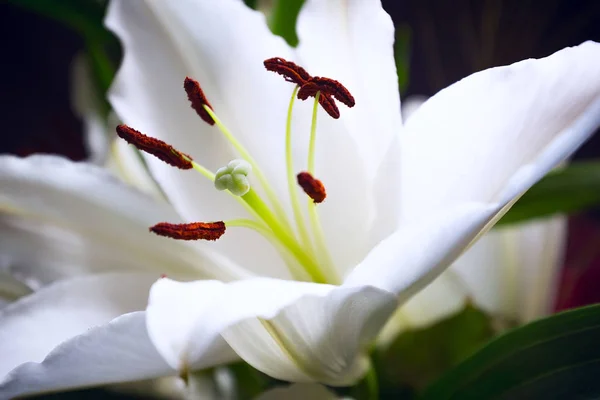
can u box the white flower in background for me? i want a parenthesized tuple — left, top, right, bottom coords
(1, 0, 600, 398)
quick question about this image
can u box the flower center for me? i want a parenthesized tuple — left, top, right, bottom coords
(117, 58, 355, 285)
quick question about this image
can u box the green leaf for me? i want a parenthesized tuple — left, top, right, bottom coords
(269, 0, 304, 47)
(498, 161, 600, 226)
(375, 304, 494, 392)
(420, 303, 600, 400)
(394, 25, 412, 93)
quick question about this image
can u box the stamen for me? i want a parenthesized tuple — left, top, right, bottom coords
(116, 124, 193, 169)
(150, 221, 226, 241)
(297, 172, 326, 204)
(263, 57, 311, 86)
(301, 77, 355, 108)
(184, 77, 215, 125)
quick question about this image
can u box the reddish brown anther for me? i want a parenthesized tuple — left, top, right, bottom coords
(150, 221, 226, 241)
(297, 172, 326, 203)
(264, 57, 311, 86)
(300, 77, 355, 108)
(116, 124, 193, 169)
(184, 77, 215, 125)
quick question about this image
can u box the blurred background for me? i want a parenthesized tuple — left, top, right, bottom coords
(1, 0, 600, 397)
(2, 0, 599, 310)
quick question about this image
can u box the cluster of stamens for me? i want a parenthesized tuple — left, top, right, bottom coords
(263, 57, 355, 119)
(116, 57, 354, 284)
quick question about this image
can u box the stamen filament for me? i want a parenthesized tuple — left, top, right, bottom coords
(203, 105, 295, 237)
(225, 218, 311, 281)
(285, 87, 315, 256)
(307, 91, 320, 175)
(306, 92, 340, 284)
(242, 189, 327, 283)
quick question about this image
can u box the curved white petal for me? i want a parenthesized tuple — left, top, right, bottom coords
(0, 273, 158, 380)
(0, 155, 248, 282)
(0, 312, 173, 399)
(146, 278, 396, 385)
(451, 216, 567, 322)
(296, 0, 401, 177)
(400, 41, 600, 223)
(106, 0, 301, 278)
(349, 42, 600, 307)
(254, 383, 340, 400)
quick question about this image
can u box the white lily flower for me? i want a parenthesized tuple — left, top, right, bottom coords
(1, 0, 600, 397)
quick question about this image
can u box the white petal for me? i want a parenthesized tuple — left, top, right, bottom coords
(451, 216, 567, 322)
(345, 201, 498, 296)
(400, 42, 600, 223)
(146, 278, 396, 385)
(351, 42, 600, 306)
(254, 383, 341, 400)
(0, 312, 173, 399)
(296, 0, 402, 177)
(0, 155, 247, 282)
(106, 0, 297, 278)
(0, 273, 158, 380)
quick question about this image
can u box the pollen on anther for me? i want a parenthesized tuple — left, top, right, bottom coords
(263, 57, 312, 86)
(299, 77, 355, 108)
(297, 172, 326, 203)
(184, 77, 215, 125)
(116, 124, 193, 169)
(150, 221, 226, 241)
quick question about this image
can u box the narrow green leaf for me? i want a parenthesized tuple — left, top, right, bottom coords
(420, 303, 600, 400)
(376, 305, 494, 392)
(269, 0, 304, 46)
(394, 25, 412, 93)
(498, 161, 600, 225)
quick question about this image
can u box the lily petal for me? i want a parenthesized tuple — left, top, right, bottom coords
(296, 0, 401, 177)
(106, 0, 299, 278)
(400, 41, 600, 222)
(452, 216, 567, 322)
(0, 311, 173, 399)
(0, 273, 158, 380)
(0, 155, 248, 282)
(349, 42, 600, 303)
(146, 278, 396, 385)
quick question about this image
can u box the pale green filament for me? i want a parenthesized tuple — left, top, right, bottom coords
(285, 87, 315, 256)
(226, 219, 311, 281)
(203, 106, 294, 237)
(307, 91, 320, 175)
(307, 92, 340, 284)
(215, 159, 252, 196)
(242, 189, 327, 283)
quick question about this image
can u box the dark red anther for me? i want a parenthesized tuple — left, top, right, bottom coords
(150, 221, 226, 241)
(184, 77, 215, 125)
(297, 172, 326, 203)
(301, 77, 355, 108)
(116, 124, 193, 169)
(263, 57, 312, 86)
